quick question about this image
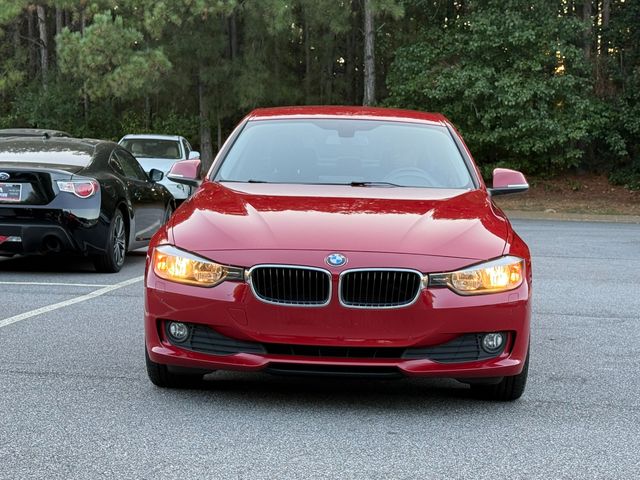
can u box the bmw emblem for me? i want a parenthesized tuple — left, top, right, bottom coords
(326, 253, 347, 267)
(0, 172, 9, 181)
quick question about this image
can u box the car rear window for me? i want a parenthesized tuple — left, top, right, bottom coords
(0, 147, 92, 167)
(215, 119, 474, 189)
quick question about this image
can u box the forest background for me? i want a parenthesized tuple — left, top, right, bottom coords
(0, 0, 638, 188)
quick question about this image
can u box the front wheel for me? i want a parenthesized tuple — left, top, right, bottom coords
(145, 347, 206, 388)
(162, 202, 174, 225)
(93, 209, 127, 273)
(471, 350, 529, 401)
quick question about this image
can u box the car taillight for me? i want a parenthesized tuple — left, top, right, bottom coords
(56, 180, 99, 198)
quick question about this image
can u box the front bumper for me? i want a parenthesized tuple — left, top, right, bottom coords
(145, 262, 531, 379)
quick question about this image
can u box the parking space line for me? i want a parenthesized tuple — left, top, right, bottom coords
(0, 281, 111, 288)
(0, 276, 144, 329)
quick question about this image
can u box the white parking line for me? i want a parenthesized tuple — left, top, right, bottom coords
(0, 281, 111, 288)
(0, 276, 143, 329)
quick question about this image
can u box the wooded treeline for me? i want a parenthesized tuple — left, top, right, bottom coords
(0, 0, 638, 186)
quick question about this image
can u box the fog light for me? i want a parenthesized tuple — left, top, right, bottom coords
(168, 322, 190, 343)
(482, 332, 505, 353)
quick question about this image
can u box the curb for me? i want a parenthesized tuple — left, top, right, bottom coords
(503, 210, 640, 224)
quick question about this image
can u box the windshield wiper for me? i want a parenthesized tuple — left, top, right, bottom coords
(219, 179, 269, 183)
(220, 179, 401, 186)
(349, 181, 402, 187)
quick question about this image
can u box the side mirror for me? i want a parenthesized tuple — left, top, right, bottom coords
(167, 159, 202, 188)
(149, 168, 164, 183)
(488, 168, 529, 196)
(188, 151, 200, 160)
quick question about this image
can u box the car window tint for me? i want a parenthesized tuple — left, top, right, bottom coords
(109, 153, 126, 176)
(115, 150, 148, 181)
(120, 139, 182, 159)
(182, 139, 190, 158)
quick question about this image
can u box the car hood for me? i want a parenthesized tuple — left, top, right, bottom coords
(169, 182, 509, 260)
(136, 158, 179, 174)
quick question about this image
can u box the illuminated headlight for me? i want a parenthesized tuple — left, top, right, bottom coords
(429, 256, 524, 295)
(153, 245, 244, 287)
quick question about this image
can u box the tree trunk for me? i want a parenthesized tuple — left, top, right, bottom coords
(144, 95, 151, 130)
(56, 7, 63, 36)
(12, 18, 21, 57)
(80, 7, 86, 35)
(228, 13, 238, 60)
(363, 0, 375, 106)
(326, 47, 334, 103)
(346, 14, 355, 104)
(36, 5, 48, 87)
(304, 18, 311, 103)
(27, 8, 37, 77)
(583, 0, 592, 61)
(198, 72, 214, 173)
(217, 115, 222, 152)
(351, 0, 361, 104)
(83, 83, 90, 125)
(602, 0, 610, 28)
(597, 0, 612, 96)
(601, 0, 610, 54)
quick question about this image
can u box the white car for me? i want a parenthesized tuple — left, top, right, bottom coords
(118, 134, 199, 201)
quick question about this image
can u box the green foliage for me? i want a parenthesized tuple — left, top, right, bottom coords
(609, 163, 640, 191)
(372, 0, 404, 18)
(0, 0, 24, 24)
(120, 110, 199, 141)
(387, 0, 598, 175)
(0, 0, 637, 189)
(0, 59, 24, 95)
(12, 79, 83, 132)
(57, 12, 171, 101)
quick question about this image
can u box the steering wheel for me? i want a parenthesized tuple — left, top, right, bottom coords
(383, 167, 440, 187)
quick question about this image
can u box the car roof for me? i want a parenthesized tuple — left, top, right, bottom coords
(120, 134, 182, 141)
(0, 128, 72, 138)
(246, 106, 448, 125)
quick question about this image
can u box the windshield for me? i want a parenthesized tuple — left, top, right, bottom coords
(215, 119, 474, 189)
(121, 139, 182, 160)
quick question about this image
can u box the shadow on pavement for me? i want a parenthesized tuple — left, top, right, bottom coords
(149, 371, 505, 409)
(0, 251, 146, 273)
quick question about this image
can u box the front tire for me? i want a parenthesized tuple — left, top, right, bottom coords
(162, 203, 174, 225)
(145, 347, 205, 388)
(471, 350, 529, 401)
(93, 209, 127, 273)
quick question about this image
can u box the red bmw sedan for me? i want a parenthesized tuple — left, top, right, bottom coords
(144, 106, 532, 401)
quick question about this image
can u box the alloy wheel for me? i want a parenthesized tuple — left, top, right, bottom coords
(113, 215, 126, 266)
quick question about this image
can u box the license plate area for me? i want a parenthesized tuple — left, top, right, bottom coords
(0, 183, 22, 202)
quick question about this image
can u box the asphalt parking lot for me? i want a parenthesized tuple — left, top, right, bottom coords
(0, 219, 639, 479)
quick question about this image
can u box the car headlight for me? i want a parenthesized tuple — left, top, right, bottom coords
(152, 245, 244, 287)
(429, 256, 524, 295)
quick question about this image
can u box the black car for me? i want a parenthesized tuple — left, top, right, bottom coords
(0, 137, 175, 272)
(0, 128, 72, 138)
